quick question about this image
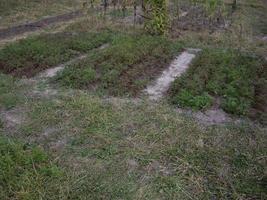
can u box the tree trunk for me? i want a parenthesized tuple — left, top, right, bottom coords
(134, 1, 137, 25)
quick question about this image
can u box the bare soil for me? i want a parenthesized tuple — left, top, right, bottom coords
(0, 11, 82, 40)
(144, 49, 201, 100)
(171, 5, 227, 32)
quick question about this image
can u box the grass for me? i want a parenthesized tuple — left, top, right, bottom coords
(0, 30, 113, 77)
(14, 92, 267, 199)
(169, 49, 267, 122)
(0, 136, 67, 200)
(109, 8, 133, 19)
(0, 1, 266, 199)
(0, 74, 24, 110)
(55, 33, 183, 96)
(239, 0, 267, 36)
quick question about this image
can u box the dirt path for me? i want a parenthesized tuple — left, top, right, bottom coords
(144, 48, 201, 100)
(0, 10, 82, 40)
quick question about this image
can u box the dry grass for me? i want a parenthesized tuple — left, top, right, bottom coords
(1, 69, 266, 199)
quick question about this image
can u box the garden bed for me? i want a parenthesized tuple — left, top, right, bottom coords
(169, 48, 267, 123)
(0, 31, 113, 77)
(55, 33, 183, 96)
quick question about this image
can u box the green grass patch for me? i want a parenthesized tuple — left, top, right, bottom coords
(0, 74, 23, 109)
(169, 49, 266, 118)
(55, 33, 183, 96)
(0, 136, 67, 199)
(172, 89, 213, 110)
(0, 31, 113, 77)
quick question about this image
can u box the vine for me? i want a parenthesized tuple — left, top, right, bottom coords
(143, 0, 169, 35)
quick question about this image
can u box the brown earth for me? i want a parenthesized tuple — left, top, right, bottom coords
(0, 11, 82, 40)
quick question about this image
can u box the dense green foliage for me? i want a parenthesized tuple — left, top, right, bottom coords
(170, 49, 266, 116)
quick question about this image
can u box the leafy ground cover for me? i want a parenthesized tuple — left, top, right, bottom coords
(0, 136, 67, 200)
(0, 31, 113, 77)
(169, 48, 267, 122)
(55, 33, 183, 96)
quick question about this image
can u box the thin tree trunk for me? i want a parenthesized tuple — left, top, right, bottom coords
(104, 0, 108, 19)
(134, 2, 137, 25)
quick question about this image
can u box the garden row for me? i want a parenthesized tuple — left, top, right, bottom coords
(0, 31, 266, 122)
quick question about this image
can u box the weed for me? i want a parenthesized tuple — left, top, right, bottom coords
(222, 96, 251, 115)
(171, 89, 213, 110)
